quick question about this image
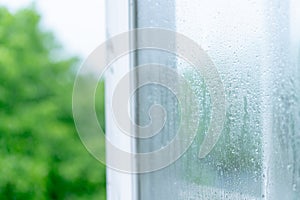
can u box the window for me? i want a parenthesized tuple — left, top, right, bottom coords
(105, 0, 300, 199)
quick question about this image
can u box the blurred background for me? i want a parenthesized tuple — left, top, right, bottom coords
(0, 0, 107, 199)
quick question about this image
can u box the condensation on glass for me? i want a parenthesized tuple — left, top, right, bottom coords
(106, 0, 300, 199)
(174, 0, 300, 199)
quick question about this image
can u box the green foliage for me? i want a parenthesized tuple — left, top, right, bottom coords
(0, 7, 106, 199)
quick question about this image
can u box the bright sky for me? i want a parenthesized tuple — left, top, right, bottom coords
(0, 0, 106, 58)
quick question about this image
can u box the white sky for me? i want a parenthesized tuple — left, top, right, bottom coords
(0, 0, 106, 58)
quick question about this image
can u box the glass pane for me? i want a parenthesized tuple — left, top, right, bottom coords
(175, 0, 300, 199)
(129, 0, 300, 199)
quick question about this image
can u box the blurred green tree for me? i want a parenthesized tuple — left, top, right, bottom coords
(0, 7, 106, 200)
